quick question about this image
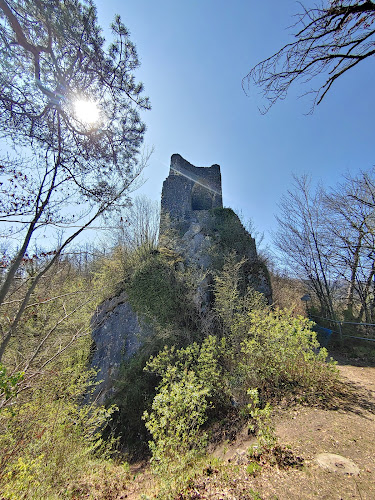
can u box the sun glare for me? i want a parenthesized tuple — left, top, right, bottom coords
(74, 99, 100, 124)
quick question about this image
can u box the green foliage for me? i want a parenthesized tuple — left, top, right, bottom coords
(110, 350, 159, 453)
(139, 252, 337, 492)
(236, 308, 337, 398)
(126, 254, 181, 325)
(0, 256, 129, 498)
(91, 246, 128, 299)
(107, 245, 210, 452)
(246, 462, 262, 476)
(213, 253, 268, 346)
(0, 357, 120, 498)
(213, 253, 245, 332)
(145, 335, 231, 409)
(211, 254, 337, 404)
(143, 370, 209, 496)
(209, 208, 255, 259)
(1, 260, 100, 373)
(242, 285, 269, 312)
(96, 244, 196, 330)
(246, 388, 276, 453)
(214, 252, 267, 335)
(249, 488, 263, 500)
(0, 364, 24, 405)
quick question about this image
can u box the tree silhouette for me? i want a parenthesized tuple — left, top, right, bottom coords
(244, 1, 375, 112)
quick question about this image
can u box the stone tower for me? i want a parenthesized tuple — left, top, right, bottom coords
(159, 154, 272, 301)
(161, 153, 223, 223)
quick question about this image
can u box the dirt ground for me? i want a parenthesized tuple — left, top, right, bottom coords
(122, 354, 375, 499)
(189, 355, 375, 500)
(248, 357, 375, 500)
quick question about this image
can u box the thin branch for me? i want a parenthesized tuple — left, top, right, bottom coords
(244, 0, 375, 111)
(24, 297, 93, 371)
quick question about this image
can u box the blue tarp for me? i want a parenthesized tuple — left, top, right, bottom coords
(313, 325, 332, 347)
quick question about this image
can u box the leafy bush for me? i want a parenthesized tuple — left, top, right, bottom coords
(97, 244, 196, 330)
(140, 257, 337, 490)
(126, 254, 181, 325)
(92, 246, 129, 299)
(0, 364, 24, 406)
(143, 370, 209, 496)
(234, 308, 337, 400)
(145, 335, 231, 410)
(246, 388, 276, 453)
(109, 350, 159, 454)
(107, 245, 210, 453)
(213, 254, 246, 333)
(213, 252, 268, 340)
(209, 208, 255, 259)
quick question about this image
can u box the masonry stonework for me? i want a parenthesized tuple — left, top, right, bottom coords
(161, 154, 223, 223)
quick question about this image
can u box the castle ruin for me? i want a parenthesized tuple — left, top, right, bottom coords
(161, 153, 223, 219)
(91, 154, 272, 402)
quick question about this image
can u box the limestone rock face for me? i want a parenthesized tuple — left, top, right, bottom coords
(178, 215, 212, 270)
(90, 292, 153, 403)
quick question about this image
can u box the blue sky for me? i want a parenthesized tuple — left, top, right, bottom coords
(95, 0, 374, 249)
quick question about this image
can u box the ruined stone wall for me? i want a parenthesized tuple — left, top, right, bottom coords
(161, 154, 223, 223)
(159, 155, 272, 302)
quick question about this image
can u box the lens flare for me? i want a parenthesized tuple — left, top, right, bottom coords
(74, 99, 100, 124)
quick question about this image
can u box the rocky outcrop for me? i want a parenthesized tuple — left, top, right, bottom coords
(90, 154, 272, 401)
(90, 292, 153, 403)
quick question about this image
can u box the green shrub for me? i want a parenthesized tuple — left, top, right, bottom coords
(143, 370, 209, 496)
(235, 308, 337, 399)
(110, 248, 210, 453)
(0, 364, 24, 407)
(209, 207, 255, 259)
(213, 252, 268, 345)
(145, 335, 231, 410)
(213, 253, 246, 333)
(126, 255, 180, 325)
(246, 388, 276, 453)
(110, 350, 159, 453)
(0, 353, 119, 498)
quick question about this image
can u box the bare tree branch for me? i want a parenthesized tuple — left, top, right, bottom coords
(244, 1, 375, 112)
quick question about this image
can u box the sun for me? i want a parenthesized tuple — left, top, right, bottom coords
(74, 99, 100, 124)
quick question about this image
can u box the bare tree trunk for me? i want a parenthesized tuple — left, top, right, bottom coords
(0, 198, 112, 361)
(345, 236, 363, 318)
